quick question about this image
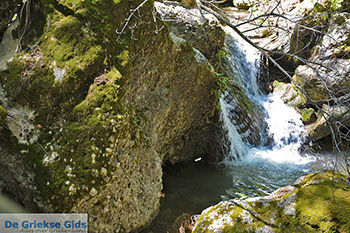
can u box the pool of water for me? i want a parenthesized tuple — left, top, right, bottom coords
(145, 153, 317, 232)
(145, 162, 233, 232)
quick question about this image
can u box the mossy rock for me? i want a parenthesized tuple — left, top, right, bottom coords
(0, 105, 7, 125)
(301, 108, 316, 124)
(193, 171, 350, 233)
(0, 0, 222, 231)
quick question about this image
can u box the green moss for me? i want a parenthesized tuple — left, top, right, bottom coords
(41, 66, 128, 209)
(0, 105, 7, 125)
(42, 15, 103, 72)
(0, 0, 155, 210)
(273, 80, 283, 88)
(116, 50, 129, 67)
(56, 0, 83, 10)
(231, 88, 252, 113)
(74, 67, 123, 115)
(301, 108, 315, 123)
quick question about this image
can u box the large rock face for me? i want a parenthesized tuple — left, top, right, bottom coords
(193, 171, 350, 233)
(0, 0, 223, 232)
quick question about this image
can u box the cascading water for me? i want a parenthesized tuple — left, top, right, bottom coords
(220, 26, 315, 199)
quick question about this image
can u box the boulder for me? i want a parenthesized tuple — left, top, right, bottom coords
(193, 171, 350, 233)
(272, 81, 307, 107)
(293, 59, 350, 104)
(154, 1, 225, 63)
(307, 104, 350, 141)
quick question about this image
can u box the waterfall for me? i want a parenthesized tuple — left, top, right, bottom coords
(247, 93, 311, 164)
(220, 26, 314, 198)
(220, 96, 247, 161)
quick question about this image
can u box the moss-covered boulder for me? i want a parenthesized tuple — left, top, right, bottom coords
(193, 171, 350, 233)
(0, 0, 223, 232)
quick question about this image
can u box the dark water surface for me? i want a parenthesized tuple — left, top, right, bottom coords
(144, 154, 318, 233)
(145, 162, 233, 232)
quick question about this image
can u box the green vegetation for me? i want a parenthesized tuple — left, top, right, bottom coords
(0, 0, 159, 211)
(211, 72, 228, 114)
(0, 105, 7, 125)
(301, 108, 315, 124)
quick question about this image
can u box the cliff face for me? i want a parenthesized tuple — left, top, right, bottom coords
(0, 0, 223, 231)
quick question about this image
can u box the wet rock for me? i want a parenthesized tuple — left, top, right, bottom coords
(193, 171, 350, 233)
(272, 81, 307, 107)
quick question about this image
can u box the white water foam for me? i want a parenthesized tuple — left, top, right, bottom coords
(220, 97, 247, 162)
(221, 26, 314, 166)
(246, 93, 313, 165)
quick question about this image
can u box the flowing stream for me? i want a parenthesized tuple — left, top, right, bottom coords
(220, 26, 315, 199)
(147, 25, 317, 232)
